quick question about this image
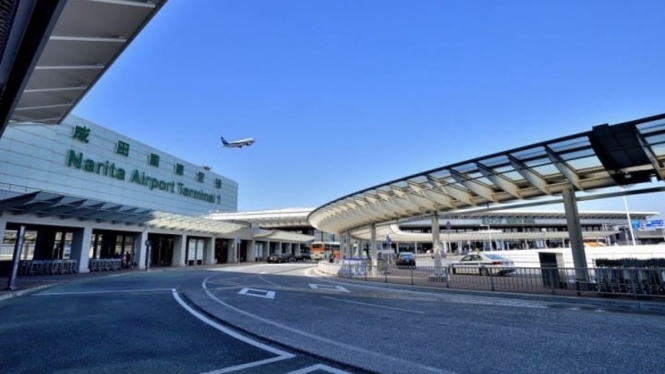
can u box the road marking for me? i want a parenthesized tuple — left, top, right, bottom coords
(284, 364, 352, 374)
(239, 288, 275, 299)
(259, 275, 282, 288)
(34, 288, 174, 296)
(309, 284, 349, 292)
(172, 290, 295, 374)
(306, 268, 548, 309)
(202, 279, 456, 374)
(321, 296, 425, 314)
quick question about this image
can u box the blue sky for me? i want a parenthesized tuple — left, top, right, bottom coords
(72, 0, 665, 217)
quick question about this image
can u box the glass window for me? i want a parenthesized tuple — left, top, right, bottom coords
(149, 153, 160, 167)
(174, 163, 184, 175)
(197, 172, 205, 183)
(116, 141, 130, 156)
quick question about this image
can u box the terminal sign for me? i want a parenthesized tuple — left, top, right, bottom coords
(481, 218, 536, 225)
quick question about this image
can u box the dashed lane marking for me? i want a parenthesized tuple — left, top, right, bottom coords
(309, 284, 349, 292)
(322, 296, 425, 314)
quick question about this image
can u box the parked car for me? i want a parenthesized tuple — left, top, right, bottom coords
(395, 252, 416, 267)
(296, 252, 311, 261)
(267, 254, 292, 263)
(451, 253, 515, 276)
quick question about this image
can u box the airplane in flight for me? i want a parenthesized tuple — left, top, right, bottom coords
(220, 136, 255, 148)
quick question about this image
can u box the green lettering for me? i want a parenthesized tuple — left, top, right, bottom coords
(84, 159, 95, 172)
(67, 150, 82, 169)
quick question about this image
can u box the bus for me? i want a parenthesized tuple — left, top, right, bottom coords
(310, 241, 341, 261)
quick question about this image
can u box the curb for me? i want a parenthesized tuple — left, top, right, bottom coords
(313, 269, 665, 315)
(0, 283, 59, 302)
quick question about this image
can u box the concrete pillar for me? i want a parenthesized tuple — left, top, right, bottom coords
(173, 235, 186, 267)
(266, 240, 272, 255)
(228, 239, 237, 263)
(278, 242, 283, 254)
(370, 224, 377, 267)
(562, 187, 589, 281)
(0, 218, 6, 249)
(204, 237, 216, 265)
(133, 231, 148, 270)
(71, 226, 93, 273)
(432, 212, 445, 274)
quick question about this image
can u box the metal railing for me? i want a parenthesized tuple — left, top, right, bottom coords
(319, 260, 665, 299)
(18, 260, 79, 275)
(88, 258, 122, 272)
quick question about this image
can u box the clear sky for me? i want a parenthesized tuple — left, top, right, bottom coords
(72, 0, 665, 218)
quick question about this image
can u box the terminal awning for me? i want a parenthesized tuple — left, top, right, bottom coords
(252, 228, 314, 243)
(309, 114, 665, 235)
(3, 0, 167, 133)
(0, 191, 154, 225)
(0, 191, 247, 236)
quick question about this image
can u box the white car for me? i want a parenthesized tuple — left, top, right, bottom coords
(451, 253, 515, 276)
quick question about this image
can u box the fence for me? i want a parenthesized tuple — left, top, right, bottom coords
(319, 260, 665, 299)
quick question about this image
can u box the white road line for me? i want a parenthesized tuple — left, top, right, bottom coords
(202, 279, 456, 374)
(34, 288, 174, 296)
(284, 364, 352, 374)
(309, 284, 349, 292)
(258, 275, 282, 288)
(172, 290, 295, 374)
(321, 296, 425, 314)
(239, 288, 276, 299)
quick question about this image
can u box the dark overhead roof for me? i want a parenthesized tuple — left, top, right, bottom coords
(0, 190, 248, 235)
(0, 0, 167, 136)
(0, 190, 154, 225)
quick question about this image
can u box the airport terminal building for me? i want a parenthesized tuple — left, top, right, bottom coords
(0, 116, 313, 275)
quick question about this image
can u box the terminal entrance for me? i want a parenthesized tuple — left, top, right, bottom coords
(149, 235, 175, 267)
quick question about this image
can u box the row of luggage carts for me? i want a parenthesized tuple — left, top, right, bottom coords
(594, 258, 665, 296)
(18, 260, 79, 275)
(88, 258, 123, 272)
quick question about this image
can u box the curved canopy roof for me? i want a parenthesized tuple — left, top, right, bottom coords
(351, 223, 620, 243)
(309, 114, 665, 235)
(209, 208, 314, 228)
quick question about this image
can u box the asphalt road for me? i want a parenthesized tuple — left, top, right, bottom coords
(2, 263, 665, 374)
(0, 270, 361, 374)
(189, 263, 665, 374)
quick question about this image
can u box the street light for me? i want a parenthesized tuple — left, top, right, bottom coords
(480, 224, 492, 251)
(621, 190, 637, 246)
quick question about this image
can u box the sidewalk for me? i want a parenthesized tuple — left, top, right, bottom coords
(314, 267, 665, 315)
(0, 262, 256, 302)
(0, 269, 140, 302)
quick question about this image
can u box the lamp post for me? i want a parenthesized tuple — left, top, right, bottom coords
(621, 191, 637, 246)
(480, 224, 492, 251)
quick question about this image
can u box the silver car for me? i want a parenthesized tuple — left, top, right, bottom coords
(451, 253, 515, 276)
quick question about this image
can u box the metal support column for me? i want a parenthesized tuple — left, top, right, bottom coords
(432, 212, 444, 275)
(562, 187, 589, 281)
(370, 224, 377, 267)
(6, 225, 25, 291)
